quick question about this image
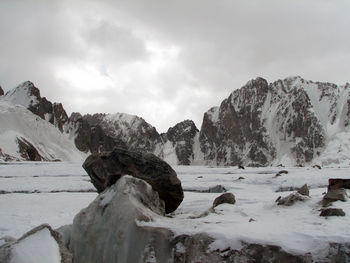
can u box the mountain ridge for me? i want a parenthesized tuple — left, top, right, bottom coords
(1, 76, 350, 166)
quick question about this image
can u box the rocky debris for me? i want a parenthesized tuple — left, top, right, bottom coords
(238, 165, 245, 169)
(238, 176, 245, 180)
(320, 208, 346, 217)
(276, 193, 307, 206)
(16, 137, 45, 161)
(275, 170, 288, 177)
(172, 234, 312, 263)
(328, 178, 350, 191)
(213, 193, 236, 208)
(208, 185, 227, 193)
(83, 148, 183, 213)
(298, 184, 310, 196)
(0, 85, 3, 96)
(0, 224, 72, 263)
(69, 177, 312, 263)
(162, 120, 199, 165)
(323, 189, 348, 206)
(312, 164, 322, 169)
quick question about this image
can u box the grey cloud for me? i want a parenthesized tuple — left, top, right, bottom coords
(1, 0, 349, 132)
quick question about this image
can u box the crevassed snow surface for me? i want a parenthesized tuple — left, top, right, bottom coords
(1, 162, 350, 260)
(10, 228, 61, 263)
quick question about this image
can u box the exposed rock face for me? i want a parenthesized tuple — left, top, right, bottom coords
(0, 85, 3, 96)
(162, 120, 199, 165)
(83, 148, 184, 213)
(16, 137, 45, 161)
(67, 113, 126, 154)
(83, 113, 163, 154)
(199, 76, 328, 166)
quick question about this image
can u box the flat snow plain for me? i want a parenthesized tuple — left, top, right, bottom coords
(1, 162, 350, 260)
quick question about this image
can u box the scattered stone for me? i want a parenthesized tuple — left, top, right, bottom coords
(0, 85, 3, 96)
(238, 165, 245, 170)
(276, 193, 307, 206)
(328, 178, 350, 191)
(238, 176, 245, 180)
(197, 176, 203, 179)
(213, 193, 236, 208)
(320, 208, 345, 217)
(277, 164, 284, 167)
(83, 148, 184, 213)
(208, 185, 227, 193)
(323, 189, 348, 205)
(312, 164, 321, 169)
(249, 218, 256, 222)
(297, 184, 310, 196)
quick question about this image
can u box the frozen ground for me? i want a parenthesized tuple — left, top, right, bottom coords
(1, 162, 350, 259)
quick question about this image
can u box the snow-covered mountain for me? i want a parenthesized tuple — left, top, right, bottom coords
(1, 77, 350, 166)
(198, 76, 350, 166)
(0, 82, 86, 162)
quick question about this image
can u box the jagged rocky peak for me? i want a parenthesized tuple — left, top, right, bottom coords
(82, 112, 162, 153)
(163, 120, 199, 165)
(200, 77, 274, 166)
(3, 81, 69, 132)
(0, 85, 4, 96)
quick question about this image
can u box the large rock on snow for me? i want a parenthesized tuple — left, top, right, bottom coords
(69, 176, 173, 263)
(83, 148, 184, 213)
(0, 224, 72, 263)
(0, 85, 4, 96)
(328, 178, 350, 191)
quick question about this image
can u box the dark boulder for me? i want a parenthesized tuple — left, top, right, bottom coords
(0, 85, 3, 96)
(83, 148, 184, 213)
(213, 193, 236, 208)
(297, 184, 309, 196)
(328, 178, 350, 191)
(320, 208, 345, 217)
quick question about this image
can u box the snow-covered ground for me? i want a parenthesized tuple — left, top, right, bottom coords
(1, 162, 350, 259)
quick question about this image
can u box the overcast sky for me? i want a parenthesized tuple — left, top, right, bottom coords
(1, 0, 349, 132)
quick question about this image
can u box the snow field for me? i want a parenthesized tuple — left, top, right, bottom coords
(1, 162, 350, 260)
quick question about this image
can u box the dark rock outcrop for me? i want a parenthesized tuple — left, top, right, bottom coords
(162, 120, 199, 165)
(0, 85, 3, 96)
(213, 193, 236, 208)
(83, 148, 184, 213)
(67, 113, 126, 154)
(16, 137, 44, 161)
(328, 178, 350, 191)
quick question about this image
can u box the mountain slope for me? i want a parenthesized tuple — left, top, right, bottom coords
(0, 101, 86, 162)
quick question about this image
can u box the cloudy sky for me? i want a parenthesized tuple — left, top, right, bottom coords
(1, 0, 349, 132)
